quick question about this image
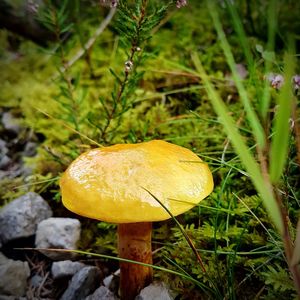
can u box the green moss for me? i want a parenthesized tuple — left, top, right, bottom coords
(1, 1, 299, 298)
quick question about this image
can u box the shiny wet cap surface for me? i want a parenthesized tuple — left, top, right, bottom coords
(60, 140, 214, 223)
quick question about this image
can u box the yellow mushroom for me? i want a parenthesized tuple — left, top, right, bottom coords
(60, 140, 214, 300)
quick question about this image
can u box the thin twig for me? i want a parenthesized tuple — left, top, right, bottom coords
(37, 271, 49, 298)
(52, 8, 116, 79)
(35, 107, 103, 147)
(234, 193, 281, 250)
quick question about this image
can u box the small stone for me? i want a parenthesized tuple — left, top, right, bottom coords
(135, 282, 174, 300)
(0, 296, 26, 300)
(103, 274, 113, 287)
(19, 165, 33, 177)
(0, 252, 30, 297)
(30, 274, 43, 288)
(35, 218, 81, 260)
(0, 139, 11, 170)
(0, 165, 17, 180)
(52, 260, 86, 279)
(0, 139, 8, 156)
(0, 296, 16, 300)
(2, 112, 20, 134)
(0, 155, 11, 169)
(0, 192, 53, 244)
(22, 142, 37, 157)
(0, 163, 30, 181)
(60, 266, 101, 300)
(0, 170, 6, 181)
(85, 286, 118, 300)
(103, 269, 120, 293)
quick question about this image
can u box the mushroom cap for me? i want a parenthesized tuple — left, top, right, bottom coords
(60, 140, 213, 223)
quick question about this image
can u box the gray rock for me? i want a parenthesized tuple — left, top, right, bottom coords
(0, 164, 32, 181)
(0, 139, 9, 156)
(22, 142, 37, 157)
(0, 296, 16, 300)
(0, 170, 6, 181)
(60, 266, 101, 300)
(2, 112, 20, 134)
(30, 274, 43, 288)
(85, 286, 118, 300)
(18, 165, 33, 177)
(0, 296, 26, 300)
(52, 260, 86, 279)
(103, 274, 113, 287)
(35, 218, 81, 260)
(0, 155, 11, 169)
(0, 139, 11, 170)
(103, 269, 120, 293)
(135, 282, 174, 300)
(0, 252, 30, 297)
(0, 192, 53, 244)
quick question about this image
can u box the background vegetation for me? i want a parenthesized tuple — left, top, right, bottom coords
(0, 0, 299, 299)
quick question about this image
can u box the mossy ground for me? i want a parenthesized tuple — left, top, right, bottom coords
(0, 1, 299, 299)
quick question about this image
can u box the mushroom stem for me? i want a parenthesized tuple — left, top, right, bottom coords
(118, 222, 153, 300)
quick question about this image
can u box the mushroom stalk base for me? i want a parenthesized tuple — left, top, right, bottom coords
(118, 222, 153, 300)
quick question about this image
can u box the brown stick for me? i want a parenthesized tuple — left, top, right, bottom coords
(118, 222, 153, 300)
(56, 7, 116, 78)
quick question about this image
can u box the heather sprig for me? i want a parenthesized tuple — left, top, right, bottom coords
(89, 0, 173, 143)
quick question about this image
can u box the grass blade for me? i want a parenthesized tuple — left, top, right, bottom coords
(142, 187, 206, 273)
(207, 1, 265, 148)
(35, 107, 103, 147)
(192, 52, 284, 234)
(19, 247, 203, 288)
(269, 50, 295, 183)
(225, 0, 255, 75)
(143, 188, 223, 298)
